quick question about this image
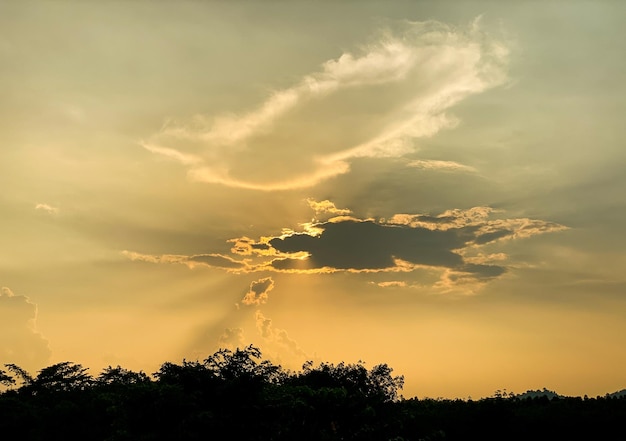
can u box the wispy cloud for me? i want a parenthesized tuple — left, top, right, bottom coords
(122, 250, 248, 271)
(388, 208, 568, 243)
(407, 159, 476, 173)
(142, 19, 509, 191)
(140, 142, 202, 165)
(376, 281, 409, 288)
(35, 203, 59, 215)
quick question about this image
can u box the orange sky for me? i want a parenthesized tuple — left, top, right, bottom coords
(2, 1, 626, 399)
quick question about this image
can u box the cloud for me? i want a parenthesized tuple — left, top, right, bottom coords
(262, 207, 567, 291)
(35, 203, 59, 215)
(459, 263, 507, 279)
(306, 199, 352, 217)
(255, 311, 307, 359)
(387, 206, 497, 230)
(123, 204, 567, 291)
(434, 264, 508, 294)
(141, 142, 202, 166)
(241, 277, 274, 306)
(122, 250, 248, 271)
(122, 250, 186, 264)
(407, 159, 476, 173)
(386, 207, 568, 241)
(269, 219, 469, 271)
(187, 254, 249, 269)
(464, 252, 508, 265)
(376, 281, 408, 288)
(217, 327, 245, 350)
(228, 236, 279, 257)
(142, 19, 508, 191)
(0, 287, 51, 372)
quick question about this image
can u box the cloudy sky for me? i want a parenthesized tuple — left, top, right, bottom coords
(2, 1, 625, 398)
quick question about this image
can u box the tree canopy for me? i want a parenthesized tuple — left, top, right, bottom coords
(1, 346, 624, 441)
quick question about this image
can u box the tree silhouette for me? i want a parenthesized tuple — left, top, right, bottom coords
(3, 363, 32, 386)
(204, 345, 285, 383)
(30, 361, 92, 393)
(0, 368, 15, 387)
(97, 365, 150, 386)
(2, 347, 626, 441)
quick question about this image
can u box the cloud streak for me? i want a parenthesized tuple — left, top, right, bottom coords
(142, 19, 509, 190)
(122, 250, 249, 271)
(407, 159, 476, 173)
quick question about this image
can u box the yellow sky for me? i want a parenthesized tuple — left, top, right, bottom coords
(2, 1, 626, 399)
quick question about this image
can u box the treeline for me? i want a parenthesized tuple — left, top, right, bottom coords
(1, 346, 624, 440)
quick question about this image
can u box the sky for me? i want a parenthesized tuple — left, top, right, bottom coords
(1, 1, 626, 399)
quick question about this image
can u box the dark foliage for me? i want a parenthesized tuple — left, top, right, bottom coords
(1, 346, 625, 440)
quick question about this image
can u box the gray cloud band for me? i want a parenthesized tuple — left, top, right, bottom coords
(123, 206, 567, 290)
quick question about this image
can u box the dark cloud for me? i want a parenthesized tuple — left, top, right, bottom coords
(269, 219, 470, 271)
(459, 264, 507, 280)
(251, 243, 271, 251)
(123, 205, 567, 290)
(474, 229, 513, 245)
(0, 288, 51, 372)
(123, 251, 247, 271)
(262, 209, 568, 291)
(412, 215, 457, 225)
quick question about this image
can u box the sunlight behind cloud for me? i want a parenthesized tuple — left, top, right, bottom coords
(123, 204, 566, 295)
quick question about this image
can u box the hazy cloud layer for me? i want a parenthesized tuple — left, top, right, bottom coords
(0, 287, 51, 371)
(217, 327, 245, 351)
(142, 19, 508, 190)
